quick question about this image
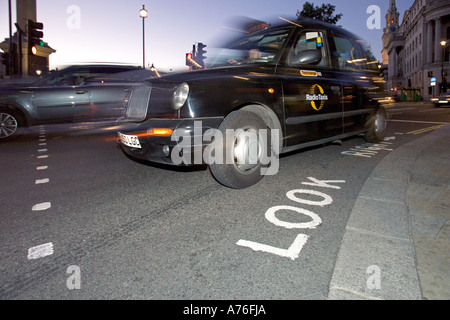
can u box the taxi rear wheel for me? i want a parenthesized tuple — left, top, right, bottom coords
(364, 106, 387, 143)
(209, 110, 270, 189)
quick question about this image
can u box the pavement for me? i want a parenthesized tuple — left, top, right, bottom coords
(328, 124, 450, 300)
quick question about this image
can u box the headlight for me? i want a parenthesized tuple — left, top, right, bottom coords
(172, 82, 189, 110)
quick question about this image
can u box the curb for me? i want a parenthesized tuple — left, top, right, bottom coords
(328, 124, 450, 300)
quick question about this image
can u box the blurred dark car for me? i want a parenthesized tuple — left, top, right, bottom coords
(0, 64, 148, 140)
(431, 90, 450, 107)
(117, 17, 387, 189)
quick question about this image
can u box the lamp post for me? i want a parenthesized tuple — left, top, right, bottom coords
(440, 40, 448, 94)
(139, 5, 148, 69)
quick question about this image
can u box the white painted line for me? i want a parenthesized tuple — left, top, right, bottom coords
(38, 149, 48, 152)
(37, 155, 48, 159)
(35, 178, 49, 184)
(39, 139, 46, 142)
(37, 166, 48, 170)
(418, 108, 448, 113)
(32, 202, 51, 211)
(390, 107, 416, 112)
(39, 143, 47, 146)
(388, 119, 448, 125)
(27, 243, 54, 260)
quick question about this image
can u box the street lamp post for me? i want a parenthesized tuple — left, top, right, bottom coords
(440, 40, 448, 94)
(139, 5, 148, 69)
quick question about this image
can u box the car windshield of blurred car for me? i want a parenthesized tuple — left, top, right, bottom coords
(206, 27, 291, 68)
(31, 68, 90, 86)
(31, 65, 141, 87)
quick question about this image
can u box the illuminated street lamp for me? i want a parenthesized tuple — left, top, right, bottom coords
(149, 63, 161, 78)
(139, 5, 148, 69)
(440, 40, 448, 93)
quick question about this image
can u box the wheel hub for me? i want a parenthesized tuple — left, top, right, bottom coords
(0, 113, 18, 138)
(233, 128, 262, 172)
(374, 112, 387, 134)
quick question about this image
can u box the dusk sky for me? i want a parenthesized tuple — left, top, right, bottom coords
(1, 0, 413, 72)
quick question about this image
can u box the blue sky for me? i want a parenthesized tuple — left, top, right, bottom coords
(1, 0, 413, 71)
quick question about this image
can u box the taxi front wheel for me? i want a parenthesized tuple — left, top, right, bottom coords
(364, 106, 387, 144)
(209, 110, 270, 189)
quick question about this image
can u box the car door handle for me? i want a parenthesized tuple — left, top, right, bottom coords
(75, 90, 87, 94)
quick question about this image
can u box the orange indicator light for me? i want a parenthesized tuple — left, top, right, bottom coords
(148, 128, 174, 136)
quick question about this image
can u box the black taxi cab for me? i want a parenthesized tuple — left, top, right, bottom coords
(117, 17, 387, 189)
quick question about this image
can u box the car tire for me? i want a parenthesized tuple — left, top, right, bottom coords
(209, 110, 270, 189)
(0, 107, 21, 141)
(364, 106, 387, 143)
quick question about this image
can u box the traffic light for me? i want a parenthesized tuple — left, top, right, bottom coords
(28, 20, 44, 55)
(186, 52, 193, 66)
(196, 43, 207, 68)
(1, 51, 8, 66)
(1, 51, 9, 75)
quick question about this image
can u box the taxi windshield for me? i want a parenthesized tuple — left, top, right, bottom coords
(206, 27, 292, 68)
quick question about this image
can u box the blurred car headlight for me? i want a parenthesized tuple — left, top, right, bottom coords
(172, 82, 189, 110)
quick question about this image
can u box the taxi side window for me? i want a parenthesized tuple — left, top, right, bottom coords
(287, 31, 327, 67)
(330, 33, 365, 71)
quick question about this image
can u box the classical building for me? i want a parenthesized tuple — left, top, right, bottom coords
(382, 0, 450, 101)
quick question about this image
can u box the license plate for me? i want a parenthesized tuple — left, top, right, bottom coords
(119, 132, 142, 149)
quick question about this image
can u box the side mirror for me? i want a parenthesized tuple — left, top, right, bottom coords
(295, 49, 322, 65)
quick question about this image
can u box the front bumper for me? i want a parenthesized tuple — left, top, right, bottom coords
(117, 117, 224, 165)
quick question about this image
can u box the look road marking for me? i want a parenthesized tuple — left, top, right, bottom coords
(237, 177, 345, 260)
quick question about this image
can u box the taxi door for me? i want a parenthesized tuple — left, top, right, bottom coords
(327, 31, 378, 134)
(277, 29, 343, 150)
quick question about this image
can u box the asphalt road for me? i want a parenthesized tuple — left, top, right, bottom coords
(0, 102, 448, 301)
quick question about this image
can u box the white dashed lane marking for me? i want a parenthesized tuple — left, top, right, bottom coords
(27, 243, 54, 260)
(35, 178, 50, 184)
(32, 202, 51, 211)
(29, 127, 53, 259)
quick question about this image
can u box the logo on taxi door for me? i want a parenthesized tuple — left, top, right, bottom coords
(306, 84, 328, 111)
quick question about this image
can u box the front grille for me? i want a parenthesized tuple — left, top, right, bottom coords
(126, 85, 152, 121)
